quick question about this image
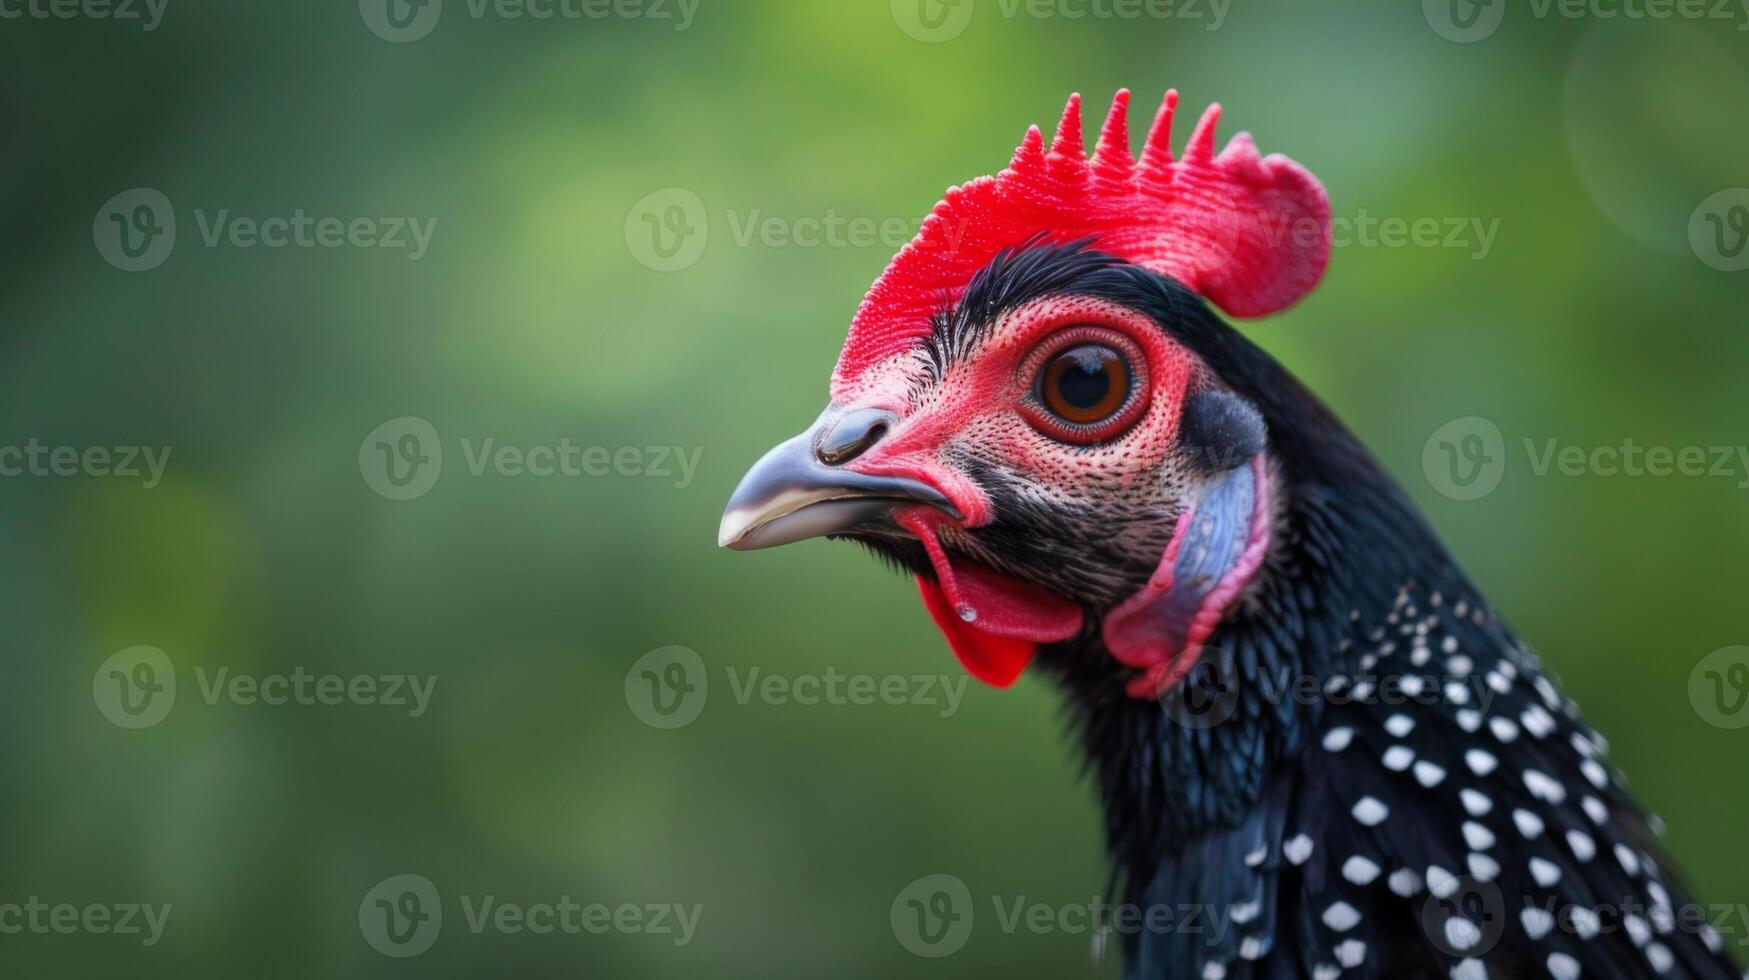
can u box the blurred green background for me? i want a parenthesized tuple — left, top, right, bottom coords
(3, 0, 1748, 976)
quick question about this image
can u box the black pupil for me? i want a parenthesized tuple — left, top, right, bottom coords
(1057, 348, 1115, 408)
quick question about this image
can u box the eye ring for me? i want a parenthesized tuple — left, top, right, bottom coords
(1018, 325, 1151, 445)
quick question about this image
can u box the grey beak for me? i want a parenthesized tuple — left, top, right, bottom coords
(718, 408, 958, 550)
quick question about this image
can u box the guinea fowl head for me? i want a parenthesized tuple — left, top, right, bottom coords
(720, 89, 1336, 696)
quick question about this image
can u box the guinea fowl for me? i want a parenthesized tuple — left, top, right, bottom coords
(719, 89, 1741, 980)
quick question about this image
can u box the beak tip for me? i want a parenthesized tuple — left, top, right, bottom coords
(717, 510, 750, 550)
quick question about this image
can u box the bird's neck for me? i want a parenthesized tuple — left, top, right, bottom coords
(1038, 371, 1470, 900)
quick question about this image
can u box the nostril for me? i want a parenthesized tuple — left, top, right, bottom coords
(815, 409, 895, 466)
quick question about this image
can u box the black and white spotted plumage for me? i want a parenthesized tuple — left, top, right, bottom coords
(989, 250, 1749, 980)
(835, 244, 1737, 979)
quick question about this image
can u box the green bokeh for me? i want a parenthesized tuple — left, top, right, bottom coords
(3, 1, 1748, 976)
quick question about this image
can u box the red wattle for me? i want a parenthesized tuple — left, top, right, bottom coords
(915, 576, 1038, 688)
(897, 509, 1084, 688)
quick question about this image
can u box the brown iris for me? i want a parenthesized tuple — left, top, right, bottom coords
(1038, 344, 1131, 425)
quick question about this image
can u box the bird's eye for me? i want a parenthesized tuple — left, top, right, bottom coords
(1020, 326, 1151, 444)
(1040, 345, 1129, 424)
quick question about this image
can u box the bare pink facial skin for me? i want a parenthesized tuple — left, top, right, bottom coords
(827, 294, 1200, 530)
(823, 294, 1212, 690)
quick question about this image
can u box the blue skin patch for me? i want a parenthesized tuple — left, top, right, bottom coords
(1151, 459, 1259, 653)
(1102, 390, 1270, 696)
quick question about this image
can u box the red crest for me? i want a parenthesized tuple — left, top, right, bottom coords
(832, 89, 1331, 394)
